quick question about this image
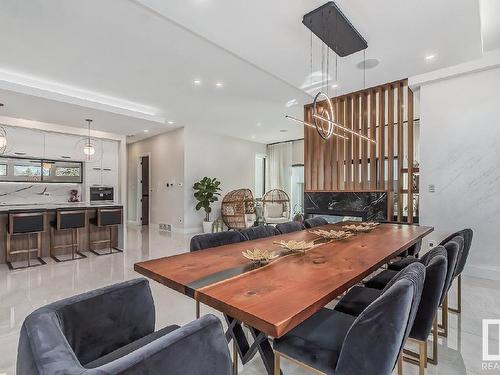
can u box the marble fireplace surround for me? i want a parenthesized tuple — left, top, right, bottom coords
(304, 191, 388, 222)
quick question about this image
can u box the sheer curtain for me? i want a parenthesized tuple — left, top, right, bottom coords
(266, 142, 293, 197)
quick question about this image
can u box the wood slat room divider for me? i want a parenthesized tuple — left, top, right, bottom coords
(304, 79, 418, 223)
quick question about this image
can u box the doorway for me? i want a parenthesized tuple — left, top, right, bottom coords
(140, 156, 150, 225)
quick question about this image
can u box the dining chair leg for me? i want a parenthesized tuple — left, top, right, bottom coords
(274, 350, 281, 375)
(397, 351, 403, 375)
(448, 275, 462, 314)
(233, 339, 239, 375)
(428, 317, 438, 365)
(438, 295, 448, 337)
(418, 341, 426, 375)
(196, 301, 200, 319)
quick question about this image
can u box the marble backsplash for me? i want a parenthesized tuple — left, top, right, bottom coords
(0, 183, 81, 205)
(304, 191, 388, 221)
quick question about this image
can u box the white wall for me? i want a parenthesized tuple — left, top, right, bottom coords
(183, 127, 266, 233)
(418, 65, 500, 280)
(127, 128, 185, 231)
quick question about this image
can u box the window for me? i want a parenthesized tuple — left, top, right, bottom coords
(255, 155, 266, 198)
(13, 165, 41, 177)
(0, 164, 6, 176)
(55, 167, 81, 177)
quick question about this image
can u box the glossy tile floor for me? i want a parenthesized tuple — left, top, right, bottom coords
(0, 225, 499, 374)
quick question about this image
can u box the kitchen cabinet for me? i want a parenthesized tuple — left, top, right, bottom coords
(84, 139, 118, 188)
(5, 127, 45, 158)
(44, 132, 85, 161)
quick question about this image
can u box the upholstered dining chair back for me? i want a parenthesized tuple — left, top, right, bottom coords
(190, 231, 246, 251)
(439, 237, 462, 305)
(303, 216, 328, 229)
(408, 246, 448, 341)
(275, 221, 304, 234)
(239, 225, 279, 241)
(17, 279, 232, 375)
(335, 263, 425, 375)
(439, 228, 473, 277)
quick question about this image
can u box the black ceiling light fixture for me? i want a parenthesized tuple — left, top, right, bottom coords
(302, 1, 367, 57)
(286, 1, 375, 144)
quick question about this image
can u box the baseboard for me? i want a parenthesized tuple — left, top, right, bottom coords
(464, 264, 500, 281)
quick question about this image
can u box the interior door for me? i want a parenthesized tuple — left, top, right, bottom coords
(141, 156, 149, 225)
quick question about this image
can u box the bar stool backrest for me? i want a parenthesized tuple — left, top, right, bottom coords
(57, 210, 86, 230)
(97, 208, 122, 227)
(9, 211, 45, 234)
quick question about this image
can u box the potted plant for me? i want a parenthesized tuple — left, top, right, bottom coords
(193, 177, 222, 233)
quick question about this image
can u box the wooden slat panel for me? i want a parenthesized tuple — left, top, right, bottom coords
(407, 88, 414, 224)
(304, 107, 312, 191)
(360, 93, 368, 188)
(324, 102, 334, 190)
(302, 78, 417, 224)
(370, 90, 377, 189)
(338, 98, 345, 189)
(397, 82, 404, 222)
(352, 95, 360, 189)
(387, 84, 394, 221)
(377, 87, 385, 190)
(345, 97, 353, 190)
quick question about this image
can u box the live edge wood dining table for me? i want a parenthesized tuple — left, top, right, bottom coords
(134, 222, 433, 374)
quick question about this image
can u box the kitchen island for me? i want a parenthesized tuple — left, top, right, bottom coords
(0, 202, 124, 265)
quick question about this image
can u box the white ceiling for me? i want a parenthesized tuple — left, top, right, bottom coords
(0, 0, 494, 144)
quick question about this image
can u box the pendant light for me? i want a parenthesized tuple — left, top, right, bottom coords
(285, 7, 376, 145)
(0, 103, 8, 154)
(83, 119, 95, 158)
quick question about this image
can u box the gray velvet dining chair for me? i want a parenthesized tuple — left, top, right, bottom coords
(389, 236, 463, 338)
(303, 216, 328, 229)
(239, 225, 279, 240)
(335, 246, 448, 373)
(439, 228, 473, 315)
(275, 221, 304, 234)
(273, 263, 425, 375)
(190, 230, 247, 318)
(17, 278, 232, 375)
(190, 230, 246, 252)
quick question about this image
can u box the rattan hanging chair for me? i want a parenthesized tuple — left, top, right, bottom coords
(262, 189, 290, 225)
(221, 189, 255, 230)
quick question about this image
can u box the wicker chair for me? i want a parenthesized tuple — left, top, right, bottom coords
(221, 189, 255, 230)
(262, 189, 290, 225)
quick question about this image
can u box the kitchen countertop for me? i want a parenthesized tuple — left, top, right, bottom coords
(0, 202, 123, 213)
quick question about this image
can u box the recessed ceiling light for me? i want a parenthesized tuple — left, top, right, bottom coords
(331, 83, 339, 88)
(215, 82, 224, 88)
(425, 54, 436, 61)
(193, 79, 202, 85)
(256, 122, 262, 127)
(356, 58, 380, 70)
(167, 120, 174, 125)
(143, 129, 149, 133)
(251, 135, 256, 139)
(280, 129, 288, 133)
(285, 99, 298, 108)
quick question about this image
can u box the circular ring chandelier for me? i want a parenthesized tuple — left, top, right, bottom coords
(312, 92, 334, 140)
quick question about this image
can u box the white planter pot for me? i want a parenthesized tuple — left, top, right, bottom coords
(202, 221, 213, 233)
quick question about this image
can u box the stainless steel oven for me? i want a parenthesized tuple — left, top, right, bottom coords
(89, 186, 114, 202)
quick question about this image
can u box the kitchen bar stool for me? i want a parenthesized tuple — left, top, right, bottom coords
(50, 209, 87, 262)
(89, 207, 123, 256)
(6, 210, 47, 270)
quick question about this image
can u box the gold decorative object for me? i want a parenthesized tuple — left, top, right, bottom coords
(343, 222, 379, 233)
(242, 249, 279, 264)
(309, 229, 354, 240)
(274, 240, 315, 253)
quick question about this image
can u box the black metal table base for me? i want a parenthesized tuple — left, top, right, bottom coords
(224, 315, 282, 375)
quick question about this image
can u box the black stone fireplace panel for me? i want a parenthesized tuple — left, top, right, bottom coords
(304, 191, 388, 222)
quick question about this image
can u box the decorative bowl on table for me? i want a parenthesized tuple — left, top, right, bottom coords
(309, 229, 354, 240)
(242, 249, 279, 265)
(273, 240, 315, 253)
